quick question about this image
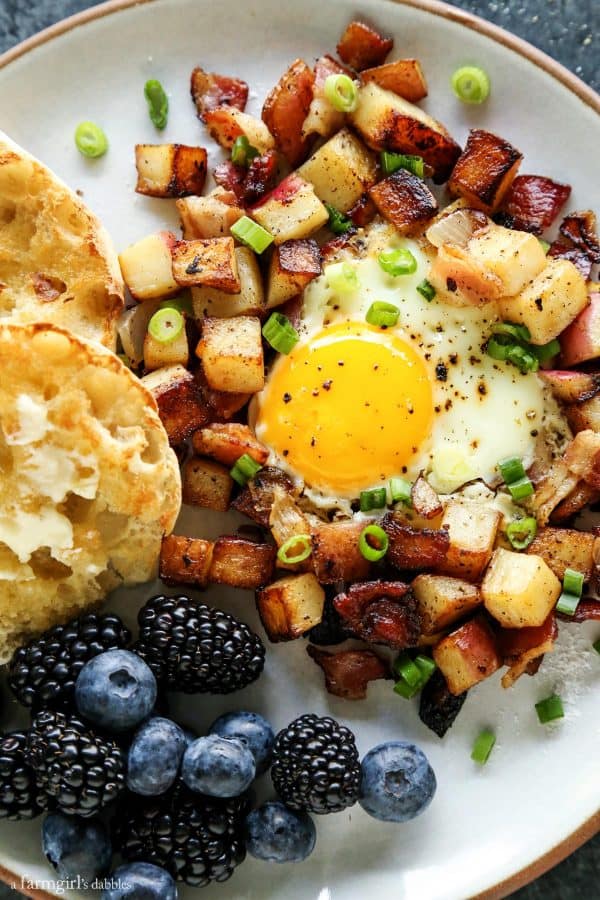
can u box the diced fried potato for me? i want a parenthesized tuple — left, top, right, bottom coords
(311, 519, 372, 584)
(564, 430, 600, 489)
(192, 422, 269, 466)
(192, 247, 265, 318)
(196, 316, 264, 393)
(160, 534, 214, 587)
(208, 536, 275, 589)
(251, 174, 329, 243)
(297, 129, 377, 212)
(141, 365, 210, 444)
(436, 500, 500, 581)
(177, 192, 244, 240)
(560, 291, 600, 366)
(256, 573, 325, 641)
(135, 144, 207, 198)
(266, 239, 321, 309)
(369, 169, 438, 234)
(262, 59, 315, 167)
(538, 369, 600, 404)
(481, 548, 562, 628)
(119, 232, 179, 302)
(301, 56, 349, 140)
(182, 457, 233, 511)
(527, 526, 595, 582)
(498, 258, 588, 345)
(336, 20, 393, 70)
(412, 574, 482, 635)
(410, 476, 442, 519)
(531, 459, 580, 527)
(466, 224, 547, 297)
(268, 489, 311, 571)
(349, 82, 461, 183)
(361, 58, 427, 102)
(143, 327, 189, 372)
(428, 241, 504, 306)
(433, 617, 501, 695)
(203, 107, 275, 154)
(190, 67, 248, 119)
(171, 237, 240, 292)
(448, 129, 523, 213)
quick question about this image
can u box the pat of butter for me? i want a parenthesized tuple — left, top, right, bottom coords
(21, 447, 99, 503)
(0, 508, 73, 563)
(4, 395, 49, 445)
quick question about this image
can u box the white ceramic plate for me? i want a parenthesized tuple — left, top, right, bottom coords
(0, 1, 599, 898)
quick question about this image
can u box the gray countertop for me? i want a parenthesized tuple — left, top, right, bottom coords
(0, 0, 598, 897)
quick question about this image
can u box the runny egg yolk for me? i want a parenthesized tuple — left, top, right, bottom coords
(255, 322, 433, 497)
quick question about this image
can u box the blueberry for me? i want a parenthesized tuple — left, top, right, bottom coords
(245, 801, 316, 863)
(182, 734, 255, 797)
(75, 650, 157, 732)
(359, 741, 436, 823)
(42, 811, 112, 881)
(101, 861, 177, 899)
(209, 711, 275, 775)
(127, 717, 186, 796)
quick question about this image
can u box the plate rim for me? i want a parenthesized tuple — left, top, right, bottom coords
(0, 1, 598, 898)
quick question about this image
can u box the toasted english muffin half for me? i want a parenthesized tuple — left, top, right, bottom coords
(0, 323, 181, 662)
(0, 130, 124, 349)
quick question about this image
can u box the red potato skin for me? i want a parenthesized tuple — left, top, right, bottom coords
(499, 174, 571, 234)
(433, 616, 502, 695)
(336, 20, 393, 70)
(560, 293, 600, 366)
(496, 613, 558, 663)
(262, 60, 316, 167)
(250, 173, 304, 210)
(539, 369, 600, 404)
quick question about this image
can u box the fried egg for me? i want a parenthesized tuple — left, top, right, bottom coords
(254, 223, 567, 507)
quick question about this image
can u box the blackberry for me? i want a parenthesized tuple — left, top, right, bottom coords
(0, 731, 48, 820)
(271, 714, 361, 814)
(134, 595, 265, 693)
(25, 710, 126, 818)
(113, 780, 247, 887)
(8, 613, 131, 711)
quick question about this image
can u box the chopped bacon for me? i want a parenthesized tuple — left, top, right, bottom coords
(213, 160, 246, 201)
(307, 646, 390, 699)
(336, 20, 393, 71)
(213, 151, 279, 206)
(548, 241, 595, 279)
(548, 210, 600, 279)
(410, 476, 443, 520)
(320, 233, 358, 261)
(551, 481, 600, 524)
(498, 175, 571, 234)
(347, 193, 377, 228)
(382, 514, 450, 570)
(557, 598, 600, 622)
(231, 466, 296, 527)
(497, 614, 558, 664)
(333, 580, 420, 649)
(262, 59, 316, 167)
(190, 67, 248, 120)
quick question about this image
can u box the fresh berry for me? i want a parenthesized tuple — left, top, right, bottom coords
(182, 735, 255, 798)
(26, 710, 126, 817)
(101, 862, 177, 900)
(127, 717, 186, 796)
(209, 711, 274, 775)
(75, 649, 157, 733)
(245, 801, 316, 863)
(42, 811, 112, 881)
(271, 714, 361, 814)
(359, 741, 436, 822)
(134, 595, 265, 694)
(8, 613, 131, 712)
(113, 780, 247, 887)
(0, 731, 47, 820)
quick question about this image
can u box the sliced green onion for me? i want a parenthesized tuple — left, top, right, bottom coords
(451, 65, 491, 104)
(538, 238, 551, 254)
(393, 679, 421, 699)
(147, 307, 184, 343)
(325, 203, 353, 235)
(378, 248, 418, 277)
(144, 79, 169, 130)
(506, 344, 539, 374)
(508, 476, 534, 502)
(231, 216, 273, 254)
(359, 524, 389, 562)
(159, 295, 193, 315)
(563, 568, 584, 597)
(277, 534, 312, 565)
(262, 312, 300, 354)
(380, 151, 425, 178)
(74, 121, 108, 158)
(366, 301, 400, 328)
(414, 654, 436, 683)
(498, 456, 526, 484)
(393, 654, 436, 699)
(593, 639, 600, 655)
(324, 73, 358, 112)
(533, 338, 561, 362)
(231, 135, 259, 167)
(360, 487, 387, 512)
(417, 279, 436, 301)
(535, 694, 564, 724)
(230, 453, 263, 487)
(492, 322, 531, 343)
(393, 652, 423, 688)
(486, 335, 511, 362)
(326, 261, 360, 294)
(506, 517, 537, 550)
(471, 730, 496, 765)
(556, 591, 580, 617)
(389, 476, 412, 504)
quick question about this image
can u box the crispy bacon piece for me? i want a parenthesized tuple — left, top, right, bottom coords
(320, 232, 358, 261)
(548, 210, 600, 279)
(336, 20, 393, 71)
(498, 175, 571, 234)
(307, 646, 390, 699)
(418, 669, 467, 737)
(213, 151, 280, 207)
(213, 160, 246, 200)
(548, 241, 594, 279)
(557, 598, 600, 622)
(311, 519, 373, 584)
(551, 481, 600, 524)
(192, 422, 269, 467)
(382, 514, 450, 570)
(411, 476, 443, 519)
(333, 580, 420, 649)
(498, 614, 558, 688)
(190, 67, 248, 120)
(195, 367, 250, 422)
(231, 466, 296, 527)
(348, 193, 377, 227)
(262, 59, 316, 167)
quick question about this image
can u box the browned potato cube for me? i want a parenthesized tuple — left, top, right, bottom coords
(119, 232, 179, 302)
(526, 527, 595, 582)
(410, 476, 442, 519)
(361, 59, 428, 103)
(192, 247, 265, 319)
(437, 501, 501, 581)
(203, 107, 275, 154)
(369, 169, 438, 234)
(336, 20, 393, 70)
(196, 316, 264, 393)
(135, 144, 207, 198)
(433, 617, 501, 695)
(192, 422, 269, 467)
(143, 328, 189, 372)
(266, 239, 321, 309)
(311, 519, 372, 584)
(412, 574, 482, 635)
(208, 536, 276, 589)
(177, 192, 244, 240)
(256, 573, 325, 641)
(448, 129, 523, 213)
(141, 365, 210, 445)
(251, 174, 329, 243)
(551, 481, 600, 524)
(182, 457, 233, 511)
(297, 129, 377, 212)
(171, 238, 240, 293)
(262, 59, 315, 167)
(481, 548, 562, 628)
(159, 534, 214, 587)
